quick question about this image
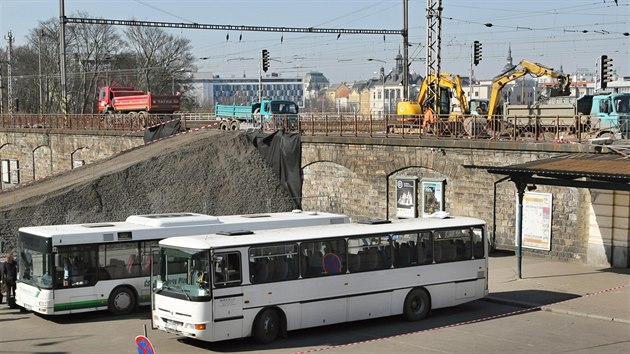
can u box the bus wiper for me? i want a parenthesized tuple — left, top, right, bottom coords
(174, 285, 192, 301)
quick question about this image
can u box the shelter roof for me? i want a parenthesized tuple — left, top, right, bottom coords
(478, 150, 630, 191)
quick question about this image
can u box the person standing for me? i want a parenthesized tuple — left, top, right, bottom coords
(3, 254, 18, 304)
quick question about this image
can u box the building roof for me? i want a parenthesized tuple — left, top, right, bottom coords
(481, 151, 630, 191)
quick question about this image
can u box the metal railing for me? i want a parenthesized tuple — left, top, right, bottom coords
(0, 112, 617, 143)
(297, 113, 606, 143)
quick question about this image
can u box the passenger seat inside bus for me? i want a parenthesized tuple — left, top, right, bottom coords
(306, 252, 323, 276)
(347, 253, 361, 272)
(108, 259, 126, 278)
(252, 261, 269, 283)
(397, 243, 412, 267)
(271, 259, 289, 281)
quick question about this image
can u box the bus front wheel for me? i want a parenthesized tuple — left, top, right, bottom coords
(108, 286, 136, 315)
(403, 288, 430, 321)
(253, 308, 280, 344)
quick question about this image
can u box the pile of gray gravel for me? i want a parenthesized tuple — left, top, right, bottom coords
(0, 129, 296, 251)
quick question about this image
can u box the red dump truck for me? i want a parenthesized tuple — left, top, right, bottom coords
(97, 86, 180, 115)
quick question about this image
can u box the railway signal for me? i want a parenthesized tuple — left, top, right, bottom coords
(473, 41, 482, 66)
(262, 49, 270, 72)
(599, 55, 613, 89)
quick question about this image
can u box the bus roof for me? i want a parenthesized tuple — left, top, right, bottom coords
(18, 211, 350, 246)
(159, 216, 486, 250)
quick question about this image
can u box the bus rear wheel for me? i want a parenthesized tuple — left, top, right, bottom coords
(108, 286, 136, 316)
(403, 288, 430, 321)
(253, 308, 280, 344)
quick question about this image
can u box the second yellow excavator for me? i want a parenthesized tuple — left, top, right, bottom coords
(486, 59, 571, 120)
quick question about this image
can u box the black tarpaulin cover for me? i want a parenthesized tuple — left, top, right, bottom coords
(247, 130, 302, 209)
(144, 119, 185, 143)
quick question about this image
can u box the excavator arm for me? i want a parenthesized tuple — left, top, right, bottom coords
(487, 60, 570, 119)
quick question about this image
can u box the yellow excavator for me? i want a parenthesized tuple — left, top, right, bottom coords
(486, 59, 571, 120)
(397, 72, 469, 121)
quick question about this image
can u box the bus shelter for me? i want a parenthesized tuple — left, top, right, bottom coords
(476, 150, 630, 278)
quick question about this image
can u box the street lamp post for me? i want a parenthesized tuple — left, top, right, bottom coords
(381, 67, 387, 116)
(368, 59, 387, 117)
(70, 146, 89, 169)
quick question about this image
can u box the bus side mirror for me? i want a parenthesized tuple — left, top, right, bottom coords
(54, 254, 61, 267)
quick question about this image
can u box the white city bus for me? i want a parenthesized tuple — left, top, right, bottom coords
(152, 216, 488, 343)
(15, 211, 350, 315)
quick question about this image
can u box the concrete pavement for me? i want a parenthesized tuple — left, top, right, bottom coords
(486, 251, 630, 324)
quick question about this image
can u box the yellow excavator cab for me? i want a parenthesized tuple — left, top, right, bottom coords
(397, 101, 423, 115)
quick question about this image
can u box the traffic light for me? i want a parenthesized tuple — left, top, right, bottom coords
(473, 41, 482, 66)
(262, 49, 270, 73)
(599, 55, 613, 89)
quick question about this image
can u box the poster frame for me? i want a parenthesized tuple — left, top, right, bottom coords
(516, 191, 553, 251)
(421, 178, 446, 217)
(396, 176, 418, 219)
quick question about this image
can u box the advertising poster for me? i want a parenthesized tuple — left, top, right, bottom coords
(516, 192, 552, 251)
(396, 177, 417, 219)
(421, 179, 445, 217)
(1, 160, 9, 183)
(10, 159, 19, 184)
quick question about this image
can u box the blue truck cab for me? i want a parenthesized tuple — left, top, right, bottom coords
(589, 93, 630, 138)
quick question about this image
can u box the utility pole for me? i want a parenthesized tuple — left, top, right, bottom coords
(425, 0, 442, 116)
(38, 30, 44, 115)
(59, 0, 69, 120)
(5, 31, 15, 115)
(469, 42, 474, 97)
(402, 0, 409, 101)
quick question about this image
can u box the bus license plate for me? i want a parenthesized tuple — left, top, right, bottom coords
(166, 322, 177, 332)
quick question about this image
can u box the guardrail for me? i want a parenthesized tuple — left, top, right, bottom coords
(296, 113, 604, 143)
(0, 112, 616, 143)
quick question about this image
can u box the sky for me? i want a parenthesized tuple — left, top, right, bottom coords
(1, 0, 629, 84)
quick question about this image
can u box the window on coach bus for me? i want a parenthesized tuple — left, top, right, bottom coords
(391, 231, 434, 267)
(56, 245, 98, 287)
(249, 243, 299, 284)
(99, 242, 141, 280)
(433, 228, 473, 263)
(472, 227, 485, 259)
(140, 241, 159, 277)
(300, 239, 346, 278)
(347, 235, 391, 272)
(213, 252, 241, 288)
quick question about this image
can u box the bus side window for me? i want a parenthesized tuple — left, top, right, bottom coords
(249, 244, 298, 283)
(214, 252, 241, 287)
(417, 232, 433, 265)
(472, 228, 485, 259)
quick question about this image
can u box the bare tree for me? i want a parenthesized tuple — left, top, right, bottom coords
(123, 25, 196, 95)
(3, 15, 197, 114)
(64, 12, 124, 114)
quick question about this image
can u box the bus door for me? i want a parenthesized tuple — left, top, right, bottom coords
(211, 251, 244, 341)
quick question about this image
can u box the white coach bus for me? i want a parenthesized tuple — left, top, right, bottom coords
(15, 211, 350, 315)
(152, 216, 488, 343)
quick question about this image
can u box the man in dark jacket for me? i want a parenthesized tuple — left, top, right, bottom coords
(2, 254, 17, 303)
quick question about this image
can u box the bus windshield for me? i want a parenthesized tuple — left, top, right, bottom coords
(17, 232, 54, 289)
(156, 246, 210, 300)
